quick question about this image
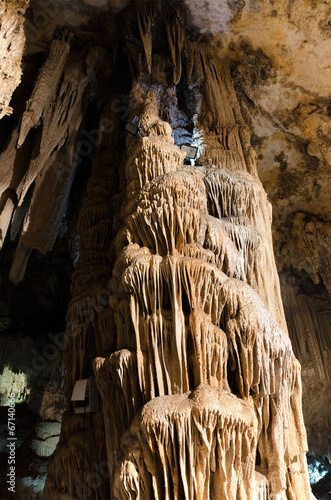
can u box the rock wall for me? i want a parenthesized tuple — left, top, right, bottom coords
(280, 269, 331, 461)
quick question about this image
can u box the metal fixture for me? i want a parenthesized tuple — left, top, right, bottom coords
(180, 144, 198, 160)
(71, 378, 99, 414)
(125, 116, 144, 136)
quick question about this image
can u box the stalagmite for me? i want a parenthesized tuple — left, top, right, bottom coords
(93, 87, 310, 499)
(113, 386, 258, 500)
(45, 96, 122, 499)
(45, 6, 312, 499)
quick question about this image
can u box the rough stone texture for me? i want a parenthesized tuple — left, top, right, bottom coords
(45, 18, 311, 494)
(0, 402, 50, 500)
(30, 433, 60, 458)
(0, 0, 29, 119)
(0, 365, 29, 404)
(215, 1, 331, 294)
(280, 269, 331, 461)
(1, 0, 329, 289)
(113, 386, 259, 500)
(0, 0, 329, 498)
(179, 0, 331, 297)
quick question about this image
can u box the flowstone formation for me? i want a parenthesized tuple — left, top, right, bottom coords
(47, 88, 311, 500)
(102, 87, 310, 499)
(43, 3, 312, 499)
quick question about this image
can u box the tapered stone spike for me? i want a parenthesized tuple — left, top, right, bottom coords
(17, 35, 71, 148)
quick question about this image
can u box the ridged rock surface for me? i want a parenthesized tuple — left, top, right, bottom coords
(0, 0, 329, 498)
(45, 75, 311, 497)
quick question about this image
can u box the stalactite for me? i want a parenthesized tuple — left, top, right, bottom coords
(135, 1, 154, 75)
(6, 56, 88, 282)
(201, 166, 287, 331)
(17, 32, 72, 148)
(0, 37, 102, 282)
(18, 132, 78, 254)
(8, 240, 31, 285)
(166, 7, 184, 85)
(0, 125, 35, 250)
(126, 171, 206, 255)
(122, 2, 185, 86)
(184, 40, 259, 177)
(16, 59, 88, 207)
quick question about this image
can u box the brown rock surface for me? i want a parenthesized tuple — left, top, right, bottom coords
(0, 0, 29, 119)
(0, 0, 329, 498)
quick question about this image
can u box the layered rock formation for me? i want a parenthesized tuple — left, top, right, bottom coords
(44, 7, 311, 491)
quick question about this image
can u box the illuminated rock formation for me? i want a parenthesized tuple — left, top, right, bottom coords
(0, 1, 322, 498)
(93, 84, 310, 499)
(45, 63, 311, 500)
